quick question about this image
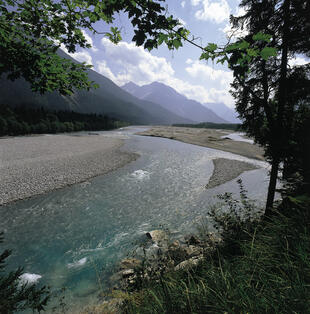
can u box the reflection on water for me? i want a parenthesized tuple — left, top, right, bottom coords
(0, 127, 269, 311)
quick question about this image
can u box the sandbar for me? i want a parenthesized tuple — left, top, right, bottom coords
(137, 126, 265, 161)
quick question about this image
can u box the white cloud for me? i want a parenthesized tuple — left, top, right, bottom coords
(221, 6, 248, 40)
(186, 59, 233, 87)
(181, 1, 186, 8)
(97, 38, 234, 106)
(69, 50, 93, 65)
(190, 0, 230, 24)
(97, 60, 117, 82)
(178, 18, 187, 26)
(99, 38, 175, 86)
(289, 56, 309, 67)
(185, 59, 234, 106)
(82, 30, 98, 52)
(60, 44, 93, 65)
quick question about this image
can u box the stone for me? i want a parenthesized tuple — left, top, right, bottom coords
(146, 230, 169, 246)
(184, 245, 203, 257)
(174, 255, 204, 271)
(119, 258, 141, 270)
(121, 269, 135, 278)
(169, 240, 180, 250)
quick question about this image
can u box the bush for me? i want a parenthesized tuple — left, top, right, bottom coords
(0, 233, 50, 313)
(122, 192, 310, 313)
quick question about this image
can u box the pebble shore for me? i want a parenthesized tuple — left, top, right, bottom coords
(206, 158, 259, 189)
(0, 134, 138, 205)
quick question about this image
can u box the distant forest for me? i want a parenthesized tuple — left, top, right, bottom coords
(0, 104, 128, 136)
(173, 122, 242, 131)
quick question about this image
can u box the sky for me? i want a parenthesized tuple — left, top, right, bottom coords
(62, 0, 309, 109)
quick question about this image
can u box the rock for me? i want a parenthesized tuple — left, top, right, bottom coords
(184, 245, 203, 258)
(207, 232, 222, 245)
(174, 255, 204, 271)
(169, 240, 180, 250)
(146, 230, 169, 246)
(121, 269, 135, 278)
(119, 258, 141, 270)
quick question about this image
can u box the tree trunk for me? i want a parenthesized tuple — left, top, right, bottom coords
(265, 157, 280, 215)
(264, 0, 290, 215)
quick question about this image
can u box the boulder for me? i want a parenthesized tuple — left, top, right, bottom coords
(174, 255, 204, 271)
(184, 245, 203, 258)
(146, 230, 169, 246)
(119, 258, 141, 270)
(121, 269, 135, 278)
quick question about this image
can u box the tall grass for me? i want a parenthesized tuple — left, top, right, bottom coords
(123, 195, 310, 313)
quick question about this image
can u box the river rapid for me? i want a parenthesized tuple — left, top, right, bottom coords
(0, 127, 270, 311)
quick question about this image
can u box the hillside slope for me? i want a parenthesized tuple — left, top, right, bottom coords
(0, 50, 192, 125)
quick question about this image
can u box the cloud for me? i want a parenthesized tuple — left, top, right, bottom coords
(289, 56, 309, 67)
(60, 44, 93, 65)
(185, 59, 233, 87)
(178, 17, 187, 26)
(190, 0, 230, 24)
(97, 60, 117, 82)
(82, 30, 98, 52)
(181, 1, 186, 8)
(96, 38, 234, 106)
(99, 38, 175, 86)
(70, 50, 93, 65)
(221, 6, 248, 40)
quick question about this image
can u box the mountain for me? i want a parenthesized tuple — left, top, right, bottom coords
(0, 50, 192, 125)
(122, 81, 227, 123)
(204, 102, 241, 124)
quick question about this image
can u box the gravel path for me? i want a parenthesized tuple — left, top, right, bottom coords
(206, 158, 259, 189)
(0, 134, 138, 205)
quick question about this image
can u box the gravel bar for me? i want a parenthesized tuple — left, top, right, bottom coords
(0, 134, 138, 205)
(206, 158, 259, 189)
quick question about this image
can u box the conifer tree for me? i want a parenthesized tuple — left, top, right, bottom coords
(228, 0, 310, 212)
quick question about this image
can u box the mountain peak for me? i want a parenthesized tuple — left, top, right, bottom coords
(122, 81, 139, 89)
(123, 81, 227, 123)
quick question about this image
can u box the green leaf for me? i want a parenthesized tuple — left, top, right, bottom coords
(173, 39, 182, 49)
(252, 32, 272, 43)
(260, 47, 277, 60)
(205, 43, 218, 52)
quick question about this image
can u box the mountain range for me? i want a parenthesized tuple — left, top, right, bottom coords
(122, 81, 227, 123)
(204, 102, 241, 124)
(0, 49, 238, 125)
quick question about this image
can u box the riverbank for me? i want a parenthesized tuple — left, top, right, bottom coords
(0, 134, 138, 205)
(137, 126, 265, 161)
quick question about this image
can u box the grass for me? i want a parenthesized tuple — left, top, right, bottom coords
(121, 194, 310, 313)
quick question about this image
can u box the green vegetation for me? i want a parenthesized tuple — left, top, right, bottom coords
(121, 193, 310, 313)
(173, 122, 241, 131)
(0, 233, 50, 313)
(0, 104, 128, 136)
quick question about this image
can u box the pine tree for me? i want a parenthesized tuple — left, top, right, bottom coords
(229, 0, 310, 213)
(0, 233, 50, 313)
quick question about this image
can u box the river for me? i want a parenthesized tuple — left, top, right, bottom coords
(0, 127, 270, 312)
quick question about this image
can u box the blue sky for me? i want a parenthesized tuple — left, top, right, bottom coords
(62, 0, 308, 109)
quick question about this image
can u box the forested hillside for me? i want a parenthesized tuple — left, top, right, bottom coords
(0, 104, 126, 136)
